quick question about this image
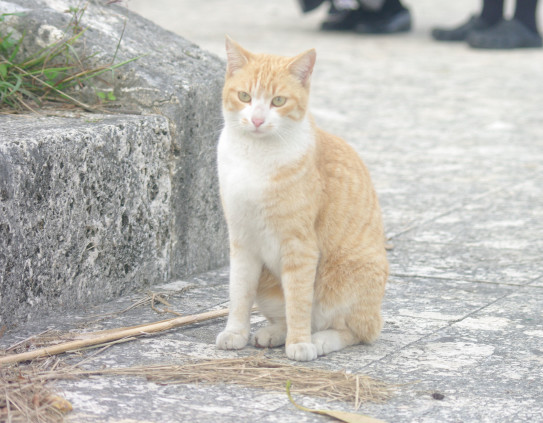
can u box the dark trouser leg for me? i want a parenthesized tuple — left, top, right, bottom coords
(431, 0, 502, 41)
(480, 0, 504, 25)
(467, 0, 542, 48)
(513, 0, 539, 34)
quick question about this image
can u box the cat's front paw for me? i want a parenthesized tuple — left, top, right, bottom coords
(216, 330, 248, 350)
(252, 324, 287, 348)
(285, 342, 317, 362)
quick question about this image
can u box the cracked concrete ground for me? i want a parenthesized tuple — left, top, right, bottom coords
(2, 0, 542, 421)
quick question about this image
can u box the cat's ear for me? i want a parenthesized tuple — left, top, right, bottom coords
(288, 49, 316, 87)
(225, 35, 252, 76)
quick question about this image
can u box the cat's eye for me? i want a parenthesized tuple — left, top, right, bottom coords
(238, 91, 252, 103)
(271, 96, 286, 107)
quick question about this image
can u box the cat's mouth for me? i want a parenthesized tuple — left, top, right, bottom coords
(249, 126, 271, 136)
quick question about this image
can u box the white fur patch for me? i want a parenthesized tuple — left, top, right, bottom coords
(218, 113, 313, 276)
(312, 330, 344, 356)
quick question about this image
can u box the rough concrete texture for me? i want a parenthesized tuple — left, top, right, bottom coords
(1, 0, 229, 279)
(0, 0, 229, 324)
(0, 114, 172, 326)
(1, 267, 541, 422)
(1, 0, 543, 421)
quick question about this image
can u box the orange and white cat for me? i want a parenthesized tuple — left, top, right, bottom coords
(216, 36, 388, 361)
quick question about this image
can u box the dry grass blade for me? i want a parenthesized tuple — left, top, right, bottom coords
(82, 286, 195, 325)
(0, 365, 71, 423)
(72, 354, 393, 408)
(10, 63, 101, 112)
(0, 353, 392, 421)
(286, 380, 387, 423)
(149, 291, 183, 316)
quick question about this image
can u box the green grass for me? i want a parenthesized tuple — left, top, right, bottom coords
(0, 5, 138, 113)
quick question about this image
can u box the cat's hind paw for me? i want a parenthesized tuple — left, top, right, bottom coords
(252, 324, 287, 348)
(312, 330, 343, 356)
(216, 330, 248, 350)
(285, 342, 317, 362)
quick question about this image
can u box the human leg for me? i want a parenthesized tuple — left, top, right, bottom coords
(354, 0, 411, 34)
(432, 0, 504, 41)
(468, 0, 541, 48)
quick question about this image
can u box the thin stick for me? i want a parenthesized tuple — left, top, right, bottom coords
(0, 308, 229, 366)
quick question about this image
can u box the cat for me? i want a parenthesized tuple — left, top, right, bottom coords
(215, 36, 388, 361)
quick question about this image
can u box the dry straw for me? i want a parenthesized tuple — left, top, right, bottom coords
(0, 361, 72, 423)
(73, 354, 393, 409)
(1, 305, 393, 420)
(0, 354, 392, 422)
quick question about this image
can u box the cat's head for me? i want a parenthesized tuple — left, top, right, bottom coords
(222, 36, 316, 138)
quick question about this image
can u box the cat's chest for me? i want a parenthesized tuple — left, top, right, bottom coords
(217, 131, 300, 208)
(218, 142, 273, 220)
(218, 132, 295, 274)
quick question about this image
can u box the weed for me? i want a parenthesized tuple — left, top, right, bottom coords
(0, 3, 138, 113)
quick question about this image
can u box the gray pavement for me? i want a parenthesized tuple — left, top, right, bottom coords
(3, 0, 543, 422)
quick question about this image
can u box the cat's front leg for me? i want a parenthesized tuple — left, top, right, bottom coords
(216, 246, 262, 350)
(281, 243, 319, 362)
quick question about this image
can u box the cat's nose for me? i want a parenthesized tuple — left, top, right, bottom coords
(252, 117, 265, 128)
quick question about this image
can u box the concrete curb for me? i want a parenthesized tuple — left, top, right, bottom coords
(0, 0, 229, 325)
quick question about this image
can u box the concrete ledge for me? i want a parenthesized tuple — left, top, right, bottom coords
(2, 0, 229, 276)
(0, 0, 229, 325)
(0, 114, 172, 325)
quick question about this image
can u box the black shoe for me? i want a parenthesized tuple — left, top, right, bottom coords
(432, 15, 493, 42)
(298, 0, 325, 13)
(467, 19, 542, 49)
(354, 8, 411, 34)
(321, 7, 369, 31)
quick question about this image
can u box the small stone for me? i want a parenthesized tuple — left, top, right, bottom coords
(432, 392, 445, 400)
